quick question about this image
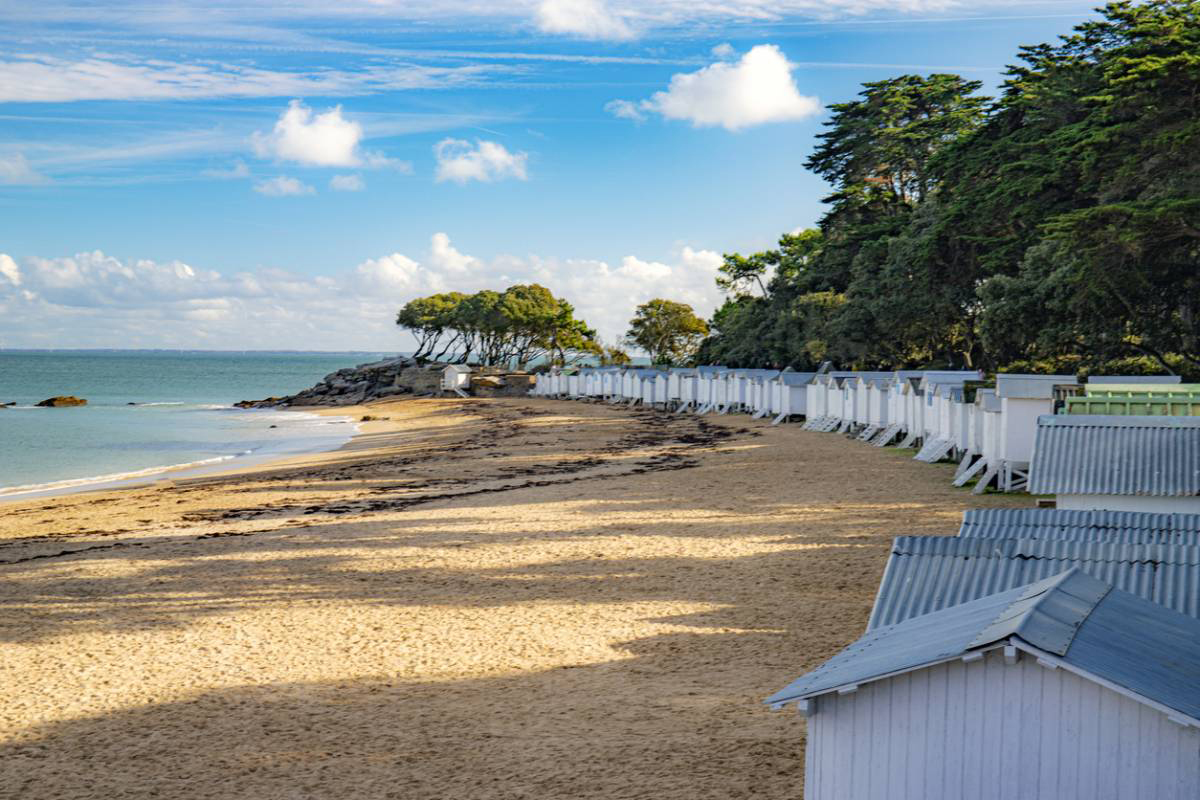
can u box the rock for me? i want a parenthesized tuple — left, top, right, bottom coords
(36, 396, 87, 407)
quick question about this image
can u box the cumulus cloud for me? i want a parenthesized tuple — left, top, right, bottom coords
(0, 254, 21, 286)
(535, 0, 635, 40)
(253, 175, 315, 196)
(0, 236, 724, 350)
(608, 44, 820, 131)
(429, 232, 480, 273)
(434, 139, 529, 184)
(253, 101, 361, 168)
(0, 153, 48, 185)
(603, 99, 645, 122)
(330, 174, 365, 191)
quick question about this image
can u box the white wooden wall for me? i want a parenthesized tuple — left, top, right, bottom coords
(803, 649, 1200, 800)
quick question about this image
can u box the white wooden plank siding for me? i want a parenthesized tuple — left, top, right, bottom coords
(803, 650, 1200, 800)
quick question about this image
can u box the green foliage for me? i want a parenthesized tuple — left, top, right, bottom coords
(396, 284, 599, 367)
(625, 299, 709, 366)
(700, 1, 1200, 379)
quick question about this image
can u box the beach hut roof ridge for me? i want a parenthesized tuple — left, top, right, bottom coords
(767, 569, 1200, 724)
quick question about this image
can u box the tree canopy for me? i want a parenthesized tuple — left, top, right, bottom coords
(625, 299, 709, 366)
(697, 1, 1200, 378)
(396, 284, 600, 367)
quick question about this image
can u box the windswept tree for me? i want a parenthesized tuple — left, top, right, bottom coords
(625, 299, 709, 366)
(396, 284, 599, 367)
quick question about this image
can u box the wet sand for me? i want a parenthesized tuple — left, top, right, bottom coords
(0, 397, 1028, 799)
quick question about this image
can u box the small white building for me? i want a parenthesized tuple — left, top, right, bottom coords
(768, 569, 1200, 800)
(441, 364, 472, 396)
(1028, 414, 1200, 513)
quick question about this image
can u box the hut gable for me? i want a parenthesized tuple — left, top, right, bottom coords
(770, 569, 1200, 724)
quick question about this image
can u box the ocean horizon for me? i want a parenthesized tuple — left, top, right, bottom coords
(0, 350, 394, 498)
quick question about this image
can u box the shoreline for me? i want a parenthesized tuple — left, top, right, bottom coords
(0, 405, 361, 503)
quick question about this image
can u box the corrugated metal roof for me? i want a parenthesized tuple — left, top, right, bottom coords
(868, 535, 1200, 629)
(1027, 414, 1200, 496)
(958, 508, 1200, 545)
(768, 569, 1200, 723)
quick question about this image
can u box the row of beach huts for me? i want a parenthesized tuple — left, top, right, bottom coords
(524, 365, 1200, 798)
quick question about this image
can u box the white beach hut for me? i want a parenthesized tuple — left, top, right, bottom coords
(968, 373, 1080, 492)
(441, 364, 471, 396)
(1028, 415, 1200, 513)
(767, 569, 1200, 800)
(769, 371, 817, 425)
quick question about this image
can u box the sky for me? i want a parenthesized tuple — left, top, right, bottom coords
(0, 0, 1101, 352)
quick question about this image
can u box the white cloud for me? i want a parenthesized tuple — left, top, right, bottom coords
(535, 0, 635, 40)
(253, 175, 315, 196)
(609, 44, 821, 131)
(434, 138, 529, 184)
(253, 101, 363, 167)
(0, 55, 490, 103)
(711, 42, 736, 59)
(330, 173, 365, 191)
(429, 232, 481, 273)
(0, 153, 48, 185)
(0, 236, 724, 350)
(0, 254, 21, 286)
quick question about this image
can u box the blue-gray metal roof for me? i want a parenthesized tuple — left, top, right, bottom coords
(768, 569, 1200, 723)
(995, 373, 1079, 399)
(868, 535, 1200, 629)
(1028, 414, 1200, 496)
(1089, 375, 1182, 385)
(958, 508, 1200, 545)
(778, 372, 816, 386)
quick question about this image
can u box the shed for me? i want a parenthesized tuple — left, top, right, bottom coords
(441, 364, 472, 396)
(767, 570, 1200, 800)
(769, 371, 816, 425)
(1028, 415, 1200, 513)
(964, 373, 1080, 493)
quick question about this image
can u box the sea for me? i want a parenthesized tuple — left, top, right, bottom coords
(0, 350, 391, 499)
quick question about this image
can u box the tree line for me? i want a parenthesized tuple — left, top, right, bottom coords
(699, 1, 1200, 378)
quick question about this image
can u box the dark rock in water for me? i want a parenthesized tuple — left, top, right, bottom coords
(36, 396, 87, 407)
(269, 424, 278, 428)
(127, 402, 137, 405)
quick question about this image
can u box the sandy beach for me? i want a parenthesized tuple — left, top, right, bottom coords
(0, 397, 1028, 799)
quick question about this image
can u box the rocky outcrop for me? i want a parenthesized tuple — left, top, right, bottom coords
(36, 396, 87, 407)
(235, 357, 446, 409)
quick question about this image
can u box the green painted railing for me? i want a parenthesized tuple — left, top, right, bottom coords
(1063, 394, 1200, 415)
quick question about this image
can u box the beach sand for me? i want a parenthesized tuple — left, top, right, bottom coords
(0, 397, 1028, 799)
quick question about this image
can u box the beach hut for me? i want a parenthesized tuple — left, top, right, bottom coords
(767, 569, 1200, 800)
(769, 371, 816, 425)
(868, 534, 1200, 628)
(1028, 415, 1200, 513)
(963, 373, 1079, 493)
(956, 507, 1200, 545)
(441, 364, 472, 396)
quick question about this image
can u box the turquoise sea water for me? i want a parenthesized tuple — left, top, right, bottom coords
(0, 350, 390, 497)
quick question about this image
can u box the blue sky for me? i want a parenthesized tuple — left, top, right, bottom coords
(0, 1, 1100, 351)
